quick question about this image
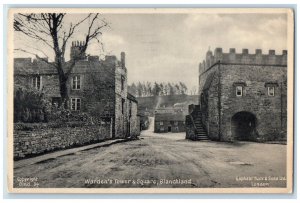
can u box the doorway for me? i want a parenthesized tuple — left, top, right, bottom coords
(231, 111, 257, 141)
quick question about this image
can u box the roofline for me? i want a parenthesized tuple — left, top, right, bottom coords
(200, 61, 287, 77)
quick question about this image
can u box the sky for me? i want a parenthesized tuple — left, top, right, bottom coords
(14, 11, 288, 92)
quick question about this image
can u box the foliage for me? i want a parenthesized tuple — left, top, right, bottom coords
(14, 13, 108, 106)
(14, 88, 50, 123)
(14, 88, 93, 124)
(128, 81, 190, 97)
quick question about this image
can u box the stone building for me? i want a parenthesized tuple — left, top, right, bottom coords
(14, 41, 140, 139)
(154, 111, 186, 133)
(187, 48, 287, 142)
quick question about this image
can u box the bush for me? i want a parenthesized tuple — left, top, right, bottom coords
(47, 105, 90, 123)
(14, 120, 99, 131)
(14, 88, 50, 123)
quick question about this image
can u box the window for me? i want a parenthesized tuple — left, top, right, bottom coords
(268, 87, 275, 96)
(236, 86, 243, 97)
(129, 101, 132, 117)
(122, 98, 125, 114)
(160, 121, 164, 126)
(121, 76, 125, 91)
(265, 82, 278, 97)
(174, 121, 178, 126)
(72, 75, 81, 90)
(71, 98, 81, 111)
(32, 75, 42, 90)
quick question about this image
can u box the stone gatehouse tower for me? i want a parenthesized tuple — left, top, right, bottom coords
(197, 48, 287, 142)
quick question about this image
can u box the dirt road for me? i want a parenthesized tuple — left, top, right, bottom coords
(14, 118, 287, 188)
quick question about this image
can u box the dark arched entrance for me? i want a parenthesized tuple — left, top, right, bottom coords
(231, 112, 257, 141)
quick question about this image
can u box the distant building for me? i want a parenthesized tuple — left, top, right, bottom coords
(186, 48, 287, 142)
(154, 112, 186, 133)
(14, 41, 140, 139)
(155, 106, 185, 114)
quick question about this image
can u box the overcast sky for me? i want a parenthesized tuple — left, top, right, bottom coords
(14, 12, 288, 91)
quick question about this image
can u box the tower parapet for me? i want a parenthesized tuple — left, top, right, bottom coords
(199, 48, 287, 74)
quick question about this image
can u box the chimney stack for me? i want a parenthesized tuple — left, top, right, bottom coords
(121, 52, 125, 68)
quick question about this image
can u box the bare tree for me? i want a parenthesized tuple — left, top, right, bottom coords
(14, 13, 109, 107)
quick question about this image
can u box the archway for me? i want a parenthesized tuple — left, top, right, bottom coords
(231, 112, 257, 141)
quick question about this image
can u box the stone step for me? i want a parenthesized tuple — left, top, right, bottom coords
(196, 132, 206, 135)
(197, 135, 209, 138)
(197, 137, 209, 141)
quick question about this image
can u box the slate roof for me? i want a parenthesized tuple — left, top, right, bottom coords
(13, 57, 115, 75)
(154, 113, 186, 122)
(127, 93, 138, 103)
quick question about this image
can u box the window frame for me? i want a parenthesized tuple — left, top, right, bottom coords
(32, 75, 42, 90)
(121, 98, 125, 114)
(71, 98, 81, 111)
(121, 76, 125, 91)
(268, 86, 275, 96)
(160, 121, 164, 126)
(236, 86, 243, 97)
(72, 75, 81, 90)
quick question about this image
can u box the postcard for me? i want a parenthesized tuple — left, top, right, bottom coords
(7, 7, 294, 193)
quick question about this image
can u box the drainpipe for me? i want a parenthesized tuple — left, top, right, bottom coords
(280, 80, 283, 130)
(217, 60, 221, 141)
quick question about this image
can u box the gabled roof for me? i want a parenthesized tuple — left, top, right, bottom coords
(127, 93, 138, 103)
(155, 113, 186, 122)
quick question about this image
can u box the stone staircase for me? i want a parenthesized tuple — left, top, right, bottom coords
(193, 118, 209, 141)
(190, 105, 209, 141)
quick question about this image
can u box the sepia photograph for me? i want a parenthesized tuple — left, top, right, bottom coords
(7, 8, 294, 193)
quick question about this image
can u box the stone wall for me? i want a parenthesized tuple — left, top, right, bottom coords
(129, 101, 140, 137)
(199, 64, 220, 140)
(198, 48, 287, 142)
(219, 64, 287, 141)
(154, 121, 185, 133)
(199, 48, 287, 74)
(114, 61, 128, 138)
(14, 122, 112, 160)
